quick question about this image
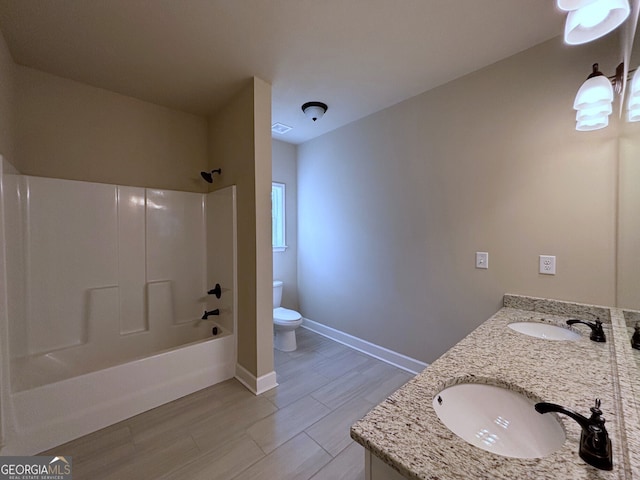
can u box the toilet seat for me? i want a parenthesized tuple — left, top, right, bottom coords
(274, 307, 302, 325)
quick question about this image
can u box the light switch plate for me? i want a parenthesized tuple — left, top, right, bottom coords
(476, 252, 489, 269)
(539, 255, 556, 275)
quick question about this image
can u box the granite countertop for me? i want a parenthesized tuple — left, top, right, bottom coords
(351, 294, 640, 480)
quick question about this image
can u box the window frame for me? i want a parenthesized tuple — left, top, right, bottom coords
(272, 182, 287, 252)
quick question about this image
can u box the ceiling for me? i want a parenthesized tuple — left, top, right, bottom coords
(0, 1, 564, 144)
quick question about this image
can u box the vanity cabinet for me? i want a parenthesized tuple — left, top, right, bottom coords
(352, 295, 640, 480)
(366, 450, 405, 480)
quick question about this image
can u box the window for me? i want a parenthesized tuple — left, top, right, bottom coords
(272, 182, 286, 251)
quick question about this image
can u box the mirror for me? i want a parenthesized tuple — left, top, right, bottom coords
(619, 9, 640, 414)
(618, 20, 640, 311)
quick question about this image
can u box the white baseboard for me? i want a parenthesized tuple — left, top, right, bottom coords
(235, 363, 278, 395)
(301, 318, 428, 375)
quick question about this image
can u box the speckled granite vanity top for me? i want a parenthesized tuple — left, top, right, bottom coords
(351, 295, 640, 479)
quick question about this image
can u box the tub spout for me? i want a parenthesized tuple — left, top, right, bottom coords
(202, 309, 220, 320)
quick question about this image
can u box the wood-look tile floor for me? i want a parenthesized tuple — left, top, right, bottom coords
(42, 328, 414, 480)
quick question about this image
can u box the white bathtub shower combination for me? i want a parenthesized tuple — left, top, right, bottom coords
(0, 159, 238, 454)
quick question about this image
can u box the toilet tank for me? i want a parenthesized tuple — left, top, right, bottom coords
(273, 280, 284, 308)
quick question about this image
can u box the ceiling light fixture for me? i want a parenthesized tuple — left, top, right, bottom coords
(557, 0, 630, 45)
(301, 102, 328, 122)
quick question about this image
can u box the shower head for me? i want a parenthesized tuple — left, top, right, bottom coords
(200, 168, 222, 183)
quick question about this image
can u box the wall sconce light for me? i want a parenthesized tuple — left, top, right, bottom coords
(574, 63, 615, 130)
(557, 0, 630, 45)
(572, 62, 638, 131)
(627, 69, 640, 121)
(301, 102, 328, 122)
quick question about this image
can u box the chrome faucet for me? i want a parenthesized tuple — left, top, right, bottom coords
(535, 399, 612, 470)
(566, 318, 606, 342)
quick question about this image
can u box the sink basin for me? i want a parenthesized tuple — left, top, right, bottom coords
(508, 322, 581, 341)
(433, 383, 565, 458)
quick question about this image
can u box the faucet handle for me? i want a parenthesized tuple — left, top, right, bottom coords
(632, 323, 640, 350)
(207, 283, 222, 299)
(589, 398, 605, 424)
(585, 399, 612, 470)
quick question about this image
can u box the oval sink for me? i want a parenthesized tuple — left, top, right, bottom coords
(508, 322, 580, 341)
(433, 383, 565, 458)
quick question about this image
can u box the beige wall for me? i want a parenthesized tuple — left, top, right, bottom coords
(253, 78, 274, 378)
(272, 140, 298, 310)
(14, 66, 208, 192)
(298, 36, 620, 363)
(209, 77, 273, 378)
(0, 30, 14, 163)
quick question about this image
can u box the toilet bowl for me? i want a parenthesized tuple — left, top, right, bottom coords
(273, 280, 302, 352)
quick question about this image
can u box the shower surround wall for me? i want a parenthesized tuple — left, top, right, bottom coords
(0, 160, 237, 454)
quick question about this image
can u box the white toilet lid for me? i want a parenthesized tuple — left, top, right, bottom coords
(274, 307, 301, 322)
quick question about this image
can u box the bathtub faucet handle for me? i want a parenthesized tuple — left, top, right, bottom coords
(207, 284, 222, 299)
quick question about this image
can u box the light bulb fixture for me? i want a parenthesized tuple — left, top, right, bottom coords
(573, 64, 614, 110)
(577, 115, 610, 131)
(576, 102, 613, 121)
(627, 69, 640, 122)
(557, 0, 630, 45)
(573, 63, 616, 131)
(301, 102, 328, 122)
(628, 108, 640, 122)
(557, 0, 598, 10)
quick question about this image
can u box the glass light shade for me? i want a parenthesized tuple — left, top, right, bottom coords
(628, 95, 640, 110)
(576, 114, 609, 131)
(576, 102, 612, 120)
(573, 75, 614, 110)
(627, 70, 640, 112)
(557, 0, 599, 11)
(628, 107, 640, 122)
(628, 68, 640, 96)
(564, 0, 630, 45)
(303, 105, 324, 120)
(627, 71, 640, 121)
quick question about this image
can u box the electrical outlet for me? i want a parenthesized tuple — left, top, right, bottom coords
(539, 255, 556, 275)
(476, 252, 489, 269)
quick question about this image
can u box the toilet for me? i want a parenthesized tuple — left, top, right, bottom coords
(273, 280, 303, 352)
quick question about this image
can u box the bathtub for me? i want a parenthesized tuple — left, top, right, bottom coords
(3, 325, 235, 455)
(0, 169, 239, 455)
